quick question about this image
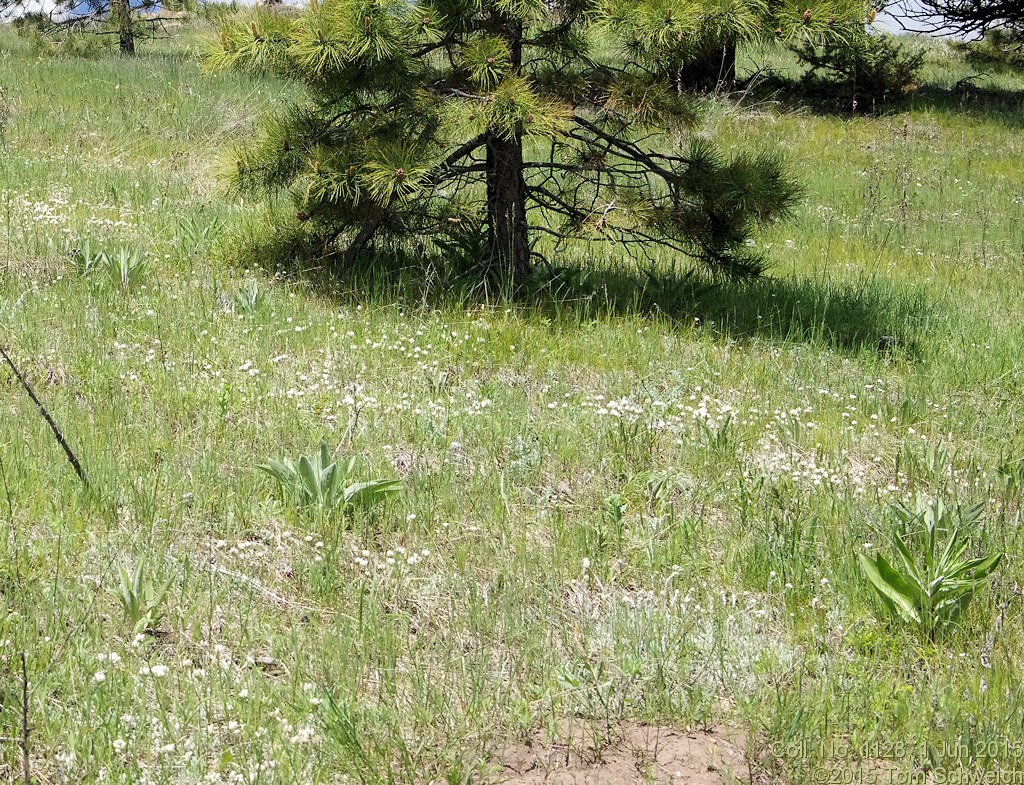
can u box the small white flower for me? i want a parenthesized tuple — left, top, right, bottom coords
(150, 664, 169, 678)
(112, 739, 126, 752)
(289, 727, 315, 745)
(93, 671, 106, 684)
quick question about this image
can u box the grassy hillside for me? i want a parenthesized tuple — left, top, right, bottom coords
(3, 23, 1024, 784)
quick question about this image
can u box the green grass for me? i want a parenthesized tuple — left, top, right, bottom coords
(3, 22, 1024, 784)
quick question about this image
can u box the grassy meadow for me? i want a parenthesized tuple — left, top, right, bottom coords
(3, 20, 1024, 784)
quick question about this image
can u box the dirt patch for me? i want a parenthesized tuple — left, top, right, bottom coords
(488, 723, 750, 785)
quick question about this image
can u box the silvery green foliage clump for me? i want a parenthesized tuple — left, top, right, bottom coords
(859, 497, 1003, 640)
(259, 442, 402, 519)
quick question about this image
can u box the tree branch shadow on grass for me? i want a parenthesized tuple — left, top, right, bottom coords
(909, 81, 1024, 126)
(227, 228, 930, 357)
(746, 74, 1024, 128)
(523, 261, 929, 356)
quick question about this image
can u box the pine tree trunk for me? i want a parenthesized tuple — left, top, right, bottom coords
(482, 18, 531, 288)
(485, 132, 531, 287)
(112, 0, 135, 56)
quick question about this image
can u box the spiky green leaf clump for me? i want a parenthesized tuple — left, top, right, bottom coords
(859, 497, 1003, 640)
(116, 562, 173, 635)
(258, 442, 402, 518)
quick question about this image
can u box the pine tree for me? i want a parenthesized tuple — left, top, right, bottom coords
(608, 0, 868, 92)
(1, 0, 161, 55)
(206, 0, 838, 287)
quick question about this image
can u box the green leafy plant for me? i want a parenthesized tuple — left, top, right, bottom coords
(258, 442, 401, 518)
(858, 498, 1003, 640)
(603, 493, 626, 530)
(233, 281, 264, 314)
(71, 242, 149, 290)
(217, 380, 231, 423)
(176, 214, 225, 251)
(697, 412, 735, 452)
(71, 239, 105, 276)
(116, 561, 172, 635)
(103, 246, 149, 290)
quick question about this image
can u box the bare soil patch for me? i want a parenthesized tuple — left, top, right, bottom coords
(487, 723, 750, 785)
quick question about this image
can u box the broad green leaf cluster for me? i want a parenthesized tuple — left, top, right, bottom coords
(258, 442, 402, 518)
(859, 498, 1003, 640)
(71, 240, 149, 291)
(116, 561, 173, 635)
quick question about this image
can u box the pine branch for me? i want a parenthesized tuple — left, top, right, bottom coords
(337, 132, 490, 264)
(421, 132, 490, 188)
(569, 116, 693, 179)
(340, 212, 385, 267)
